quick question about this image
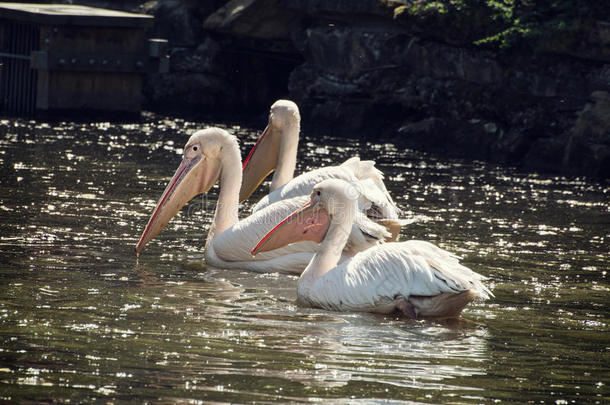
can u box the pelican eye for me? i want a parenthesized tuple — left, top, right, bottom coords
(193, 146, 198, 152)
(316, 190, 321, 196)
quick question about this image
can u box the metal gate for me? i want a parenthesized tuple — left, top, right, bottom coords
(0, 19, 39, 116)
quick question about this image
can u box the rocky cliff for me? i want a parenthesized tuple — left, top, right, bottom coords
(281, 1, 610, 178)
(76, 0, 610, 178)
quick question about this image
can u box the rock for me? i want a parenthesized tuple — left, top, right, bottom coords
(169, 38, 227, 74)
(569, 91, 610, 141)
(398, 118, 441, 138)
(282, 0, 391, 19)
(394, 117, 501, 161)
(523, 138, 567, 173)
(562, 91, 610, 176)
(144, 72, 233, 113)
(538, 20, 610, 63)
(283, 3, 610, 177)
(144, 0, 302, 115)
(150, 0, 225, 46)
(204, 0, 299, 40)
(484, 122, 497, 134)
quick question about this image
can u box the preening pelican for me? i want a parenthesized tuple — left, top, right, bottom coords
(239, 100, 400, 226)
(252, 179, 492, 318)
(135, 128, 394, 273)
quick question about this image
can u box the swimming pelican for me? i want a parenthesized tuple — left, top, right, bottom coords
(239, 100, 400, 226)
(135, 128, 393, 273)
(240, 99, 300, 200)
(252, 179, 492, 318)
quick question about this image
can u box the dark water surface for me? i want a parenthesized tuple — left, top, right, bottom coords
(0, 116, 608, 403)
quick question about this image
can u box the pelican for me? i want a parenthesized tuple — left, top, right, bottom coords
(135, 128, 393, 274)
(252, 179, 492, 318)
(240, 99, 300, 200)
(239, 100, 400, 226)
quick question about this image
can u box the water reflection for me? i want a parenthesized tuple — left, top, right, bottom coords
(0, 115, 608, 403)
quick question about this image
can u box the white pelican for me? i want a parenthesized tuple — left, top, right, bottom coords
(135, 128, 393, 274)
(240, 99, 300, 199)
(252, 179, 492, 318)
(239, 100, 400, 225)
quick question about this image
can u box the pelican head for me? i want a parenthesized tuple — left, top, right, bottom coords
(239, 99, 300, 202)
(135, 127, 237, 254)
(252, 179, 357, 255)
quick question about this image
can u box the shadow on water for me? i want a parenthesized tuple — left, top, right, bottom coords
(0, 115, 608, 403)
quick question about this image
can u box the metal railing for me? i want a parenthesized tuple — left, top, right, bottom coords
(0, 19, 39, 116)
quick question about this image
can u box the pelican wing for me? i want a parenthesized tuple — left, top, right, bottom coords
(345, 158, 400, 220)
(344, 212, 391, 254)
(300, 240, 492, 312)
(251, 164, 356, 212)
(252, 157, 400, 221)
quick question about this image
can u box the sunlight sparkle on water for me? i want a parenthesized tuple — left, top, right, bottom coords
(0, 116, 607, 403)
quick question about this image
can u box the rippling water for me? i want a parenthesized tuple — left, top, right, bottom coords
(0, 115, 608, 403)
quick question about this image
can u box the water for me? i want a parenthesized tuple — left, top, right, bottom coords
(0, 115, 608, 403)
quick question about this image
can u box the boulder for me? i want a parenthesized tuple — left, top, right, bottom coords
(562, 91, 610, 177)
(144, 72, 234, 114)
(282, 0, 390, 18)
(204, 0, 299, 40)
(169, 38, 228, 74)
(150, 0, 206, 47)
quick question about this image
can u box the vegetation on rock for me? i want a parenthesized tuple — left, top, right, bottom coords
(390, 0, 610, 55)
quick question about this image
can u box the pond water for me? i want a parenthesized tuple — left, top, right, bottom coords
(0, 115, 608, 403)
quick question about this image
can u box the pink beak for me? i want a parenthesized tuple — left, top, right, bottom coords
(251, 199, 330, 256)
(135, 154, 220, 255)
(239, 124, 280, 202)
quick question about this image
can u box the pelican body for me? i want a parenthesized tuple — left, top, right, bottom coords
(135, 128, 393, 273)
(253, 179, 492, 318)
(239, 100, 400, 224)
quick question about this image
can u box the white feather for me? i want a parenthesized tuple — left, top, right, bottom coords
(253, 157, 400, 221)
(252, 163, 356, 212)
(299, 241, 492, 311)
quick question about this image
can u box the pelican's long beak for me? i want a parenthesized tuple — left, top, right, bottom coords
(239, 124, 280, 202)
(135, 155, 221, 255)
(251, 199, 330, 256)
